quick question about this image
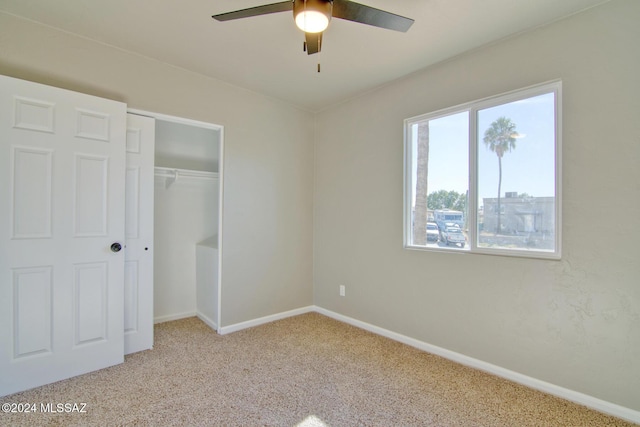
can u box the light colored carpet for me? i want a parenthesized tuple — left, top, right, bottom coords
(0, 313, 635, 426)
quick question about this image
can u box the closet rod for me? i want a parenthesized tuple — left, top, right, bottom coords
(155, 166, 218, 179)
(154, 166, 218, 188)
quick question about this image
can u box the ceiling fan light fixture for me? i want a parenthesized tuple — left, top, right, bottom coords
(293, 0, 332, 33)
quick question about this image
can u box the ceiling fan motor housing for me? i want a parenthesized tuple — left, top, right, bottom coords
(293, 0, 333, 33)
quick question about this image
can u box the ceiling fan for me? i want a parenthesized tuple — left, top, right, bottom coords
(212, 0, 414, 56)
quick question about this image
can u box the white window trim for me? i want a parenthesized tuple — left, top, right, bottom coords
(403, 80, 562, 260)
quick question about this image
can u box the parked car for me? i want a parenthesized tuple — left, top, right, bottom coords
(439, 222, 459, 241)
(443, 227, 466, 247)
(426, 222, 439, 242)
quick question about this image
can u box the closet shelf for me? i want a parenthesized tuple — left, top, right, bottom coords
(155, 166, 218, 188)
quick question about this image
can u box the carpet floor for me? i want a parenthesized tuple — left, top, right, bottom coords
(0, 313, 635, 426)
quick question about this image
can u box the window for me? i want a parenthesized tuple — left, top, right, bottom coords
(404, 81, 561, 259)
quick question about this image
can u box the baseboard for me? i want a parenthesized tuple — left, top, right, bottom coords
(314, 306, 640, 425)
(196, 311, 218, 332)
(217, 305, 315, 335)
(154, 311, 197, 324)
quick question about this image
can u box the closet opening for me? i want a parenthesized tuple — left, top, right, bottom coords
(130, 109, 223, 333)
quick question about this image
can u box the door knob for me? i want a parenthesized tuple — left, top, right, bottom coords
(110, 242, 122, 253)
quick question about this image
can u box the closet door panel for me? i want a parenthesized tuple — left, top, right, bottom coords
(124, 113, 155, 354)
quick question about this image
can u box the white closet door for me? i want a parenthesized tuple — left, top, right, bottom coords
(0, 75, 127, 396)
(124, 113, 155, 354)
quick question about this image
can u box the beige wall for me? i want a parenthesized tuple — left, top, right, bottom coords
(0, 12, 315, 327)
(314, 0, 639, 411)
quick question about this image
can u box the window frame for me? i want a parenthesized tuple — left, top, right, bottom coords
(403, 80, 562, 260)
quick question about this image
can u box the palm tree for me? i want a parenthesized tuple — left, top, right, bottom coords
(483, 117, 518, 235)
(412, 121, 429, 245)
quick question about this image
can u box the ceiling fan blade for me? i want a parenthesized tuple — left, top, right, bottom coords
(212, 1, 292, 21)
(332, 0, 414, 32)
(305, 32, 323, 55)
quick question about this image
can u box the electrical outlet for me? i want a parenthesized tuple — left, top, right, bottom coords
(339, 285, 346, 297)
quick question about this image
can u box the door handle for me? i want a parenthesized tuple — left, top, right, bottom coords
(110, 242, 122, 253)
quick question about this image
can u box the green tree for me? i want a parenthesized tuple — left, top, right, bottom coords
(483, 116, 519, 234)
(427, 189, 466, 212)
(412, 121, 429, 245)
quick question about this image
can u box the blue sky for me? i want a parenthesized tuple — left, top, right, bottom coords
(411, 92, 556, 208)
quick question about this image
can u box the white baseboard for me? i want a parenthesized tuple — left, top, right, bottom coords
(196, 311, 218, 332)
(314, 306, 640, 425)
(154, 311, 196, 324)
(217, 305, 315, 335)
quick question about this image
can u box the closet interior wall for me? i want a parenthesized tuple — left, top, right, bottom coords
(153, 119, 220, 327)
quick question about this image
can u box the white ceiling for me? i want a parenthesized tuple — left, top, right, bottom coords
(0, 0, 609, 111)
